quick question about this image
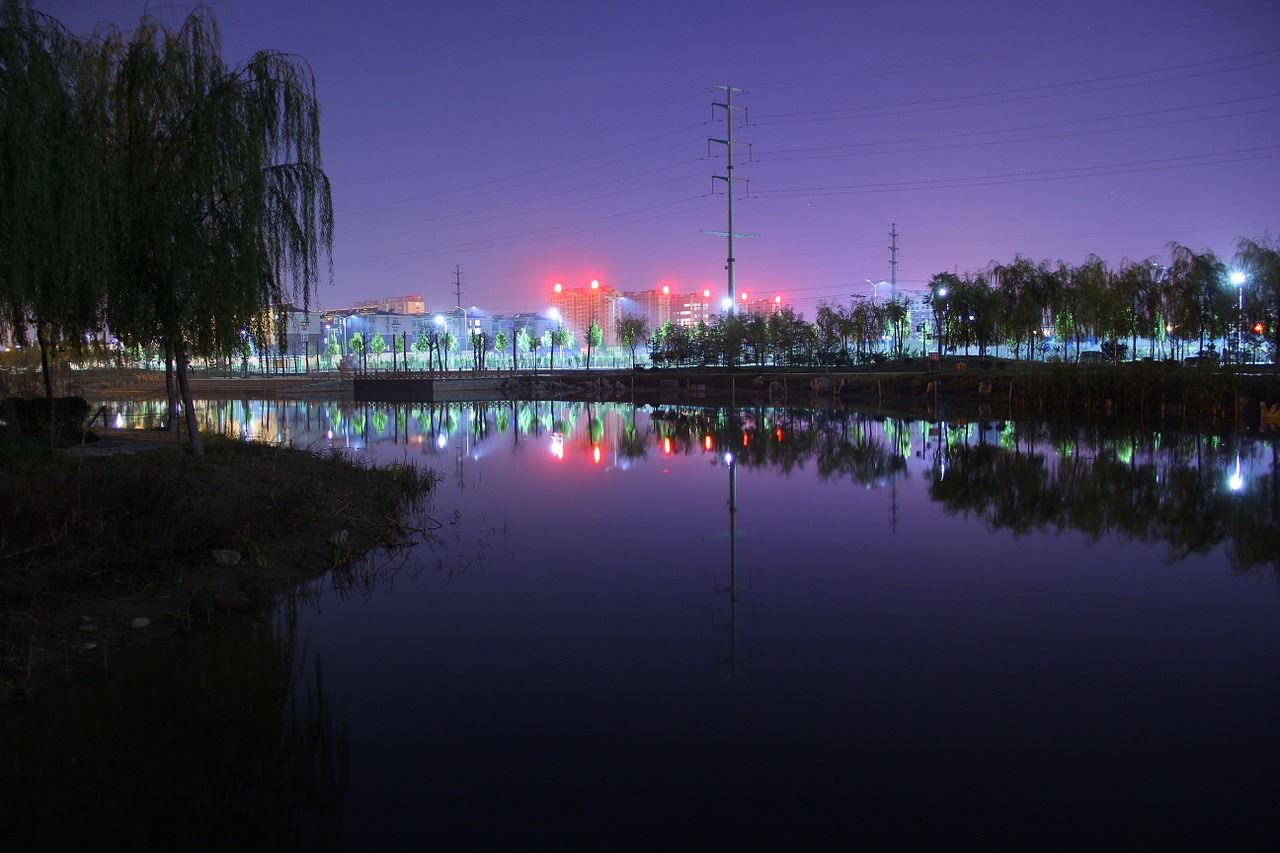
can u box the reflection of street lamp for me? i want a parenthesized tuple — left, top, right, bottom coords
(1229, 454, 1244, 492)
(1230, 270, 1246, 363)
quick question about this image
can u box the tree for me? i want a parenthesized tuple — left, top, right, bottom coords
(493, 330, 510, 370)
(440, 331, 456, 371)
(517, 326, 534, 373)
(347, 331, 365, 365)
(1235, 237, 1280, 365)
(1167, 243, 1227, 356)
(549, 325, 569, 371)
(1, 0, 114, 440)
(584, 319, 602, 369)
(105, 6, 333, 454)
(368, 332, 387, 366)
(618, 314, 650, 368)
(927, 272, 960, 358)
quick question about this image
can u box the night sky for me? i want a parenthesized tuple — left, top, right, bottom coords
(38, 1, 1280, 315)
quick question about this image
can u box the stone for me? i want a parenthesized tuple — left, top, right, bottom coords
(130, 617, 151, 629)
(211, 549, 241, 567)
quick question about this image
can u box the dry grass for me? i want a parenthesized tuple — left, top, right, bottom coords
(0, 431, 437, 697)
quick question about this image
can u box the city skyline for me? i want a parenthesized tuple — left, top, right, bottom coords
(39, 0, 1280, 317)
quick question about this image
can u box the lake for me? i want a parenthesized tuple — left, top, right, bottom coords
(4, 397, 1278, 848)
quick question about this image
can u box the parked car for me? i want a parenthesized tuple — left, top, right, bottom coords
(1077, 351, 1105, 363)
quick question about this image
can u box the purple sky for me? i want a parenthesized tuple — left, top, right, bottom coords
(40, 1, 1280, 316)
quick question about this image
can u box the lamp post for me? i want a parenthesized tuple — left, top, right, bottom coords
(1230, 270, 1246, 363)
(934, 286, 948, 360)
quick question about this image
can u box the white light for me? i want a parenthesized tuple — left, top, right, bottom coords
(1230, 270, 1246, 286)
(723, 452, 734, 466)
(721, 297, 733, 310)
(1229, 457, 1244, 492)
(436, 434, 447, 449)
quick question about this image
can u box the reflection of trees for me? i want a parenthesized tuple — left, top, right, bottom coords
(931, 427, 1279, 574)
(0, 600, 346, 848)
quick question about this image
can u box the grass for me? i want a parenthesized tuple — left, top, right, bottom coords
(0, 430, 438, 697)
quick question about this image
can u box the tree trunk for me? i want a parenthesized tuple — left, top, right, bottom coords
(164, 343, 178, 433)
(174, 337, 203, 455)
(36, 323, 55, 448)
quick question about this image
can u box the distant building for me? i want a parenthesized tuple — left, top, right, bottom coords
(353, 294, 426, 315)
(546, 280, 622, 347)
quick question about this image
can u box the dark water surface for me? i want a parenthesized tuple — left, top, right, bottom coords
(4, 399, 1279, 848)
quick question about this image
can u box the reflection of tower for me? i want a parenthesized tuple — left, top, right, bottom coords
(714, 452, 746, 680)
(890, 467, 899, 534)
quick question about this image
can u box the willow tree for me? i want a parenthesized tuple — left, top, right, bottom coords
(1235, 237, 1280, 365)
(106, 6, 332, 453)
(0, 1, 113, 437)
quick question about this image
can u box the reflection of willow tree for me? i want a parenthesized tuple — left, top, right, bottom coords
(931, 428, 1279, 574)
(0, 600, 346, 848)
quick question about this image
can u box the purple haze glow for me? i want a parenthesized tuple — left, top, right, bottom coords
(38, 1, 1280, 315)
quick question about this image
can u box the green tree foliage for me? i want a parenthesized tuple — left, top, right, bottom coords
(493, 330, 510, 370)
(584, 319, 602, 369)
(0, 1, 113, 431)
(618, 314, 650, 368)
(1235, 236, 1280, 364)
(0, 5, 341, 451)
(368, 332, 387, 365)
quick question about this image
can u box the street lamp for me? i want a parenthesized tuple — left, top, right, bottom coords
(1230, 270, 1246, 363)
(934, 286, 948, 360)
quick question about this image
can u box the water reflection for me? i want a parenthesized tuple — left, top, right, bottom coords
(94, 396, 1279, 575)
(0, 600, 346, 848)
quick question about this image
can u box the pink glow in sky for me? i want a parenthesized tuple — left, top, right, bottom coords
(39, 1, 1280, 316)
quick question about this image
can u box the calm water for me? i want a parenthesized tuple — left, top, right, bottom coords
(4, 398, 1279, 848)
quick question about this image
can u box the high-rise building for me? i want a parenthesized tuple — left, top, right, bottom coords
(546, 280, 622, 347)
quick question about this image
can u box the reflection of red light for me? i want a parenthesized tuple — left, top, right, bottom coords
(704, 435, 712, 450)
(663, 437, 671, 454)
(742, 433, 748, 446)
(593, 445, 601, 464)
(776, 428, 784, 442)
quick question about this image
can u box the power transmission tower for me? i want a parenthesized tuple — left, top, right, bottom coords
(704, 85, 756, 313)
(889, 223, 899, 302)
(452, 265, 463, 311)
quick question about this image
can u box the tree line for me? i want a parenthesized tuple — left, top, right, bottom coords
(649, 242, 1280, 369)
(1, 1, 332, 451)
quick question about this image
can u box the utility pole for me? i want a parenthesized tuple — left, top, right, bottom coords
(888, 223, 899, 302)
(704, 85, 756, 313)
(451, 265, 463, 344)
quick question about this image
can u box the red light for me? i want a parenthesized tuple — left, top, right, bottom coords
(775, 295, 781, 304)
(591, 279, 599, 289)
(740, 292, 748, 301)
(663, 437, 671, 454)
(662, 285, 670, 295)
(776, 428, 784, 443)
(553, 283, 562, 293)
(1254, 323, 1265, 334)
(703, 288, 711, 298)
(704, 435, 712, 450)
(593, 445, 601, 464)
